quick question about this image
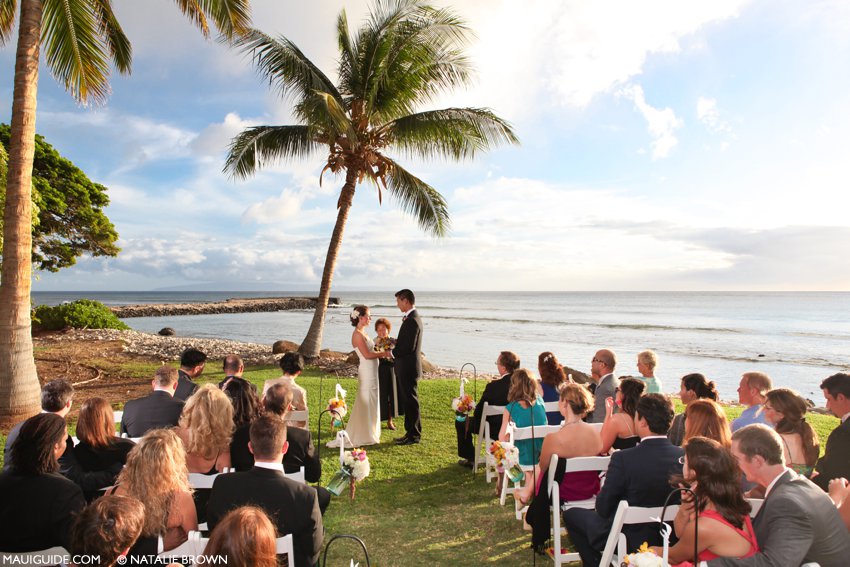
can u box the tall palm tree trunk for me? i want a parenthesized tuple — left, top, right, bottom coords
(299, 169, 358, 360)
(0, 0, 44, 425)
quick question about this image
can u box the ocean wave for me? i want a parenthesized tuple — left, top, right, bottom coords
(787, 331, 850, 341)
(425, 314, 741, 334)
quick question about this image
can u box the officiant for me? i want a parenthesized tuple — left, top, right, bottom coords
(375, 317, 403, 430)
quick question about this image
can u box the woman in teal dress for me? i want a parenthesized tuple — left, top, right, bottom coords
(498, 369, 548, 469)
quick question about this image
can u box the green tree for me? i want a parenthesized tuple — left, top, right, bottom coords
(0, 123, 120, 272)
(0, 0, 251, 426)
(225, 0, 519, 358)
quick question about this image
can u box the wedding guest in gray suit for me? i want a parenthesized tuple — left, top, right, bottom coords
(588, 349, 618, 423)
(708, 424, 850, 567)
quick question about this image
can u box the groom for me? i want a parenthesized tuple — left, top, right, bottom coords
(392, 289, 423, 445)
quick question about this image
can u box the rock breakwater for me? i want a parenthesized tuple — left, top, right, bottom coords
(111, 296, 339, 318)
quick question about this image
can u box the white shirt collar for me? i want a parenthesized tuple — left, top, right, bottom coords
(254, 461, 284, 472)
(153, 387, 174, 395)
(639, 435, 668, 442)
(764, 467, 791, 497)
(842, 411, 850, 423)
(403, 306, 416, 317)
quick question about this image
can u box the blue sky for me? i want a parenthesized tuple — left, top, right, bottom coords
(2, 0, 849, 291)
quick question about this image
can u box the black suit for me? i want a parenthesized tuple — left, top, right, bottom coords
(456, 373, 511, 460)
(5, 420, 120, 494)
(229, 423, 330, 514)
(392, 309, 423, 440)
(709, 470, 850, 567)
(0, 470, 86, 552)
(562, 437, 684, 565)
(207, 466, 323, 567)
(120, 390, 184, 437)
(814, 418, 850, 491)
(174, 369, 199, 401)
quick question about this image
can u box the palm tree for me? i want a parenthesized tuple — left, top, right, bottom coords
(0, 0, 251, 426)
(225, 0, 519, 359)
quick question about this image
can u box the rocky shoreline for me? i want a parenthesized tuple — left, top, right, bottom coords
(110, 296, 339, 318)
(49, 328, 460, 379)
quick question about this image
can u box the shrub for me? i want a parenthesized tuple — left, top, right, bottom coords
(34, 299, 129, 330)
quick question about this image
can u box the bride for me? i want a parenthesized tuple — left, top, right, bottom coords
(329, 305, 391, 448)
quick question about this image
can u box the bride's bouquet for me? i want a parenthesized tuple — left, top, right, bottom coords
(374, 336, 396, 352)
(451, 393, 476, 422)
(621, 543, 663, 567)
(327, 383, 348, 429)
(489, 440, 524, 483)
(328, 447, 371, 500)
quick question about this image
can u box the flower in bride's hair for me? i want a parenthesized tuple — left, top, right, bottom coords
(350, 309, 360, 320)
(543, 354, 554, 363)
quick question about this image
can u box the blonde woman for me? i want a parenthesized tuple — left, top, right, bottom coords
(174, 384, 234, 474)
(110, 429, 197, 554)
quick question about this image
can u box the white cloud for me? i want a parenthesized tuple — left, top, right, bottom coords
(697, 96, 732, 134)
(619, 84, 683, 159)
(242, 189, 306, 224)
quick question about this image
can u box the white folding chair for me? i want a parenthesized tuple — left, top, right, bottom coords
(500, 423, 561, 520)
(549, 454, 610, 566)
(113, 410, 123, 423)
(599, 501, 679, 567)
(284, 466, 306, 484)
(472, 402, 506, 481)
(276, 533, 295, 565)
(158, 529, 204, 557)
(746, 497, 764, 517)
(285, 409, 309, 425)
(188, 468, 232, 490)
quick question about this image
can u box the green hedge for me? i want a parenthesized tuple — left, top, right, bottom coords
(34, 299, 128, 330)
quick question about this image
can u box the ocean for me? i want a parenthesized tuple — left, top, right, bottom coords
(32, 291, 850, 401)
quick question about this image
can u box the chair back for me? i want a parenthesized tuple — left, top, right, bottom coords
(499, 423, 561, 515)
(276, 533, 295, 564)
(188, 469, 231, 490)
(549, 454, 610, 566)
(286, 409, 309, 424)
(599, 500, 679, 567)
(113, 410, 123, 423)
(746, 497, 764, 517)
(158, 530, 204, 556)
(472, 402, 506, 477)
(284, 466, 306, 484)
(543, 400, 560, 414)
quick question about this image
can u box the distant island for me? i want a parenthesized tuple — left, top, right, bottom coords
(111, 296, 339, 318)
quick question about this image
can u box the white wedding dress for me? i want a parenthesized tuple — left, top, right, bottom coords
(335, 335, 381, 447)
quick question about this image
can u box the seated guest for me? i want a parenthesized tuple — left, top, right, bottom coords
(588, 349, 619, 423)
(684, 399, 732, 448)
(563, 394, 684, 566)
(207, 416, 323, 567)
(0, 413, 86, 552)
(110, 429, 197, 555)
(204, 506, 278, 567)
(69, 495, 145, 567)
(600, 376, 644, 453)
(637, 349, 663, 393)
(4, 379, 119, 492)
(252, 383, 330, 514)
(219, 354, 247, 389)
(669, 373, 719, 446)
(498, 368, 547, 491)
(828, 478, 850, 532)
(121, 366, 185, 437)
(731, 372, 772, 431)
(651, 437, 758, 563)
(813, 372, 850, 490)
(538, 351, 569, 424)
(761, 388, 819, 478)
(456, 351, 520, 466)
(523, 383, 603, 553)
(74, 396, 136, 499)
(263, 352, 308, 428)
(174, 384, 233, 474)
(226, 376, 264, 471)
(707, 424, 850, 566)
(175, 347, 207, 401)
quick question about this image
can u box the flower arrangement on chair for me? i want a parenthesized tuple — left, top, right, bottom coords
(327, 383, 348, 429)
(328, 445, 371, 501)
(622, 542, 663, 567)
(488, 440, 523, 483)
(451, 393, 476, 422)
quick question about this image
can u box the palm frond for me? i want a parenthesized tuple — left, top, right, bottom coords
(315, 92, 357, 143)
(91, 0, 131, 73)
(0, 0, 16, 45)
(235, 28, 343, 109)
(224, 125, 320, 179)
(41, 0, 112, 104)
(336, 10, 359, 96)
(381, 157, 450, 237)
(174, 0, 250, 40)
(383, 107, 518, 161)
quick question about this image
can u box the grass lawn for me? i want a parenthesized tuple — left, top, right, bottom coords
(0, 364, 841, 566)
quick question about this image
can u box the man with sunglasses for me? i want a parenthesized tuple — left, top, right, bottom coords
(589, 349, 619, 423)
